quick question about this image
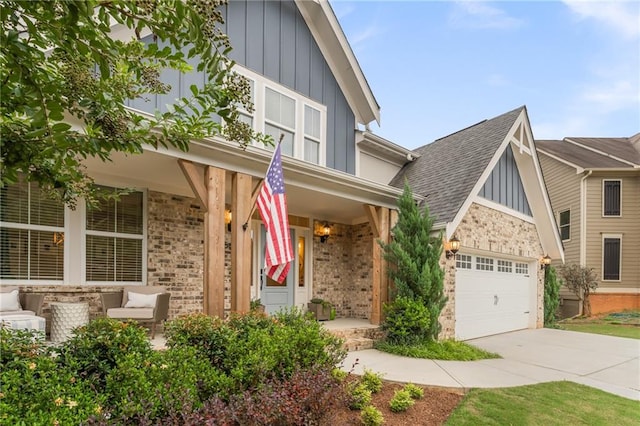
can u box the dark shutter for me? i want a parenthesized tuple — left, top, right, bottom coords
(603, 238, 620, 280)
(604, 181, 621, 216)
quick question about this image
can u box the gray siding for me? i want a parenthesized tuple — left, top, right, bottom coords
(479, 145, 532, 216)
(127, 0, 356, 174)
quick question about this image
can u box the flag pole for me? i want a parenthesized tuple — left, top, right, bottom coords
(242, 134, 284, 231)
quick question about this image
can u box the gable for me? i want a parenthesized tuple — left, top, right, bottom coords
(478, 145, 532, 216)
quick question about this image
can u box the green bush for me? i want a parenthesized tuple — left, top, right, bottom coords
(361, 368, 384, 393)
(382, 296, 431, 345)
(332, 367, 348, 382)
(360, 405, 384, 426)
(58, 317, 152, 391)
(389, 389, 415, 412)
(544, 265, 562, 327)
(403, 383, 424, 399)
(0, 328, 107, 425)
(348, 382, 373, 410)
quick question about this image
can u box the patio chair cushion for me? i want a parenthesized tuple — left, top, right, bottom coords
(106, 307, 154, 320)
(124, 292, 160, 309)
(122, 286, 166, 307)
(0, 289, 22, 312)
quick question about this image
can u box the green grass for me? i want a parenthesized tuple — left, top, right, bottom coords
(446, 381, 640, 426)
(558, 310, 640, 339)
(374, 339, 499, 361)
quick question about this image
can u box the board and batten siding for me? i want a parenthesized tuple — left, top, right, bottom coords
(129, 0, 357, 175)
(584, 172, 640, 291)
(479, 145, 532, 216)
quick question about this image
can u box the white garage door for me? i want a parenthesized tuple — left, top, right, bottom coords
(455, 254, 534, 340)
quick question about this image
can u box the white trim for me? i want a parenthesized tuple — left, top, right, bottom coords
(473, 196, 535, 224)
(601, 234, 622, 282)
(536, 148, 585, 173)
(580, 170, 592, 265)
(593, 287, 640, 294)
(602, 179, 622, 217)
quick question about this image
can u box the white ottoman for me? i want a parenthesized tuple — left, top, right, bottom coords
(0, 314, 46, 333)
(50, 302, 90, 343)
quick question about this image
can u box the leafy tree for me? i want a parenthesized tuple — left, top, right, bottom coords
(559, 264, 598, 317)
(543, 265, 561, 327)
(380, 182, 446, 341)
(1, 0, 269, 207)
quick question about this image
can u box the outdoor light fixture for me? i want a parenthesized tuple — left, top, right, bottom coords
(224, 209, 232, 232)
(445, 236, 460, 259)
(540, 254, 551, 270)
(320, 223, 331, 243)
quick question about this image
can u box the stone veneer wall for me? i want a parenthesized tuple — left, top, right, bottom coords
(312, 221, 373, 319)
(438, 202, 545, 339)
(16, 190, 237, 331)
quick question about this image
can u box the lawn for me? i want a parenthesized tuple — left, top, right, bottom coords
(558, 310, 640, 339)
(446, 381, 640, 426)
(374, 339, 500, 361)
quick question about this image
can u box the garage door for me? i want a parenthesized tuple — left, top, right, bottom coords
(455, 254, 534, 340)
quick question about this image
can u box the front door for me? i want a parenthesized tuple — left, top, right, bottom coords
(260, 226, 294, 315)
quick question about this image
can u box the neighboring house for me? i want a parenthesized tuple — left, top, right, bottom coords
(537, 135, 640, 317)
(0, 0, 408, 325)
(391, 106, 564, 340)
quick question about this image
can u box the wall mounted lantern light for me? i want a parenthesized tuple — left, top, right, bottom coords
(320, 223, 331, 243)
(540, 254, 551, 270)
(445, 236, 460, 259)
(224, 209, 232, 232)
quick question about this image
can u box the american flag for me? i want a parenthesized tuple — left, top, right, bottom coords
(256, 142, 293, 283)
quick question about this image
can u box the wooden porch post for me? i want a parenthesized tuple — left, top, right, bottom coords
(365, 205, 390, 325)
(178, 160, 226, 317)
(231, 172, 252, 313)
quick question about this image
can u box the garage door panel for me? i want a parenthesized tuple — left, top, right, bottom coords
(455, 254, 533, 340)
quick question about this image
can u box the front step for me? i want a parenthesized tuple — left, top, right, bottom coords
(328, 326, 385, 352)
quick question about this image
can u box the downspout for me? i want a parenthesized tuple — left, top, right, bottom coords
(578, 170, 592, 316)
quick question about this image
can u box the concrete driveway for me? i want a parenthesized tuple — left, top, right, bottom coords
(342, 328, 640, 400)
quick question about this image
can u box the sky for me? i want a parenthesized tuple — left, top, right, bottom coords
(330, 0, 640, 149)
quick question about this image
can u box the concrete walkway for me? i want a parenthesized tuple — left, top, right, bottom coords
(342, 328, 640, 400)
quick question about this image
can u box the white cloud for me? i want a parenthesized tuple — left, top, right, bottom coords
(581, 79, 638, 112)
(563, 0, 640, 39)
(448, 1, 524, 30)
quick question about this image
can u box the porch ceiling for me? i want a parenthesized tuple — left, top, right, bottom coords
(83, 146, 401, 225)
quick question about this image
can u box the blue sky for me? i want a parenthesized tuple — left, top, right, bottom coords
(330, 0, 640, 149)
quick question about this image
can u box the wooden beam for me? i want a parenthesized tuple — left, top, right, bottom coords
(364, 204, 381, 237)
(378, 207, 390, 321)
(178, 160, 208, 210)
(231, 172, 252, 313)
(204, 166, 226, 317)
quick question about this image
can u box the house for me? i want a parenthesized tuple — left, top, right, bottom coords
(391, 106, 564, 340)
(0, 0, 409, 326)
(536, 135, 640, 317)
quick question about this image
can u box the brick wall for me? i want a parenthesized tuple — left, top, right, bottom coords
(312, 221, 373, 319)
(590, 293, 640, 315)
(438, 203, 545, 339)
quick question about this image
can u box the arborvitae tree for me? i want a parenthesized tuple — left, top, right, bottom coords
(544, 265, 561, 327)
(380, 182, 446, 341)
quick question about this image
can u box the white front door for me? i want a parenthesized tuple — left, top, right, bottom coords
(260, 226, 294, 315)
(455, 254, 534, 340)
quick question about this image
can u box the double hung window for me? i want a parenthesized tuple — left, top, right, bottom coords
(559, 209, 570, 241)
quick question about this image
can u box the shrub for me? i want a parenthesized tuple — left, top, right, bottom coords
(0, 327, 46, 366)
(382, 296, 431, 345)
(361, 405, 384, 426)
(58, 318, 152, 392)
(544, 265, 562, 327)
(332, 367, 348, 382)
(403, 383, 424, 399)
(360, 368, 384, 393)
(348, 382, 372, 410)
(559, 263, 598, 316)
(389, 389, 415, 412)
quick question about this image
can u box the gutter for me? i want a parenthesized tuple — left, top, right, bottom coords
(580, 170, 592, 266)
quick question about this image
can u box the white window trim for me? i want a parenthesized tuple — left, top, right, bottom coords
(558, 208, 571, 242)
(602, 179, 622, 217)
(601, 233, 622, 282)
(233, 64, 327, 166)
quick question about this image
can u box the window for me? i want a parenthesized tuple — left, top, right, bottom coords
(559, 209, 570, 241)
(234, 65, 326, 165)
(603, 180, 621, 216)
(602, 236, 621, 281)
(476, 257, 494, 271)
(0, 177, 65, 281)
(85, 187, 144, 283)
(456, 254, 472, 269)
(515, 262, 529, 275)
(497, 260, 512, 273)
